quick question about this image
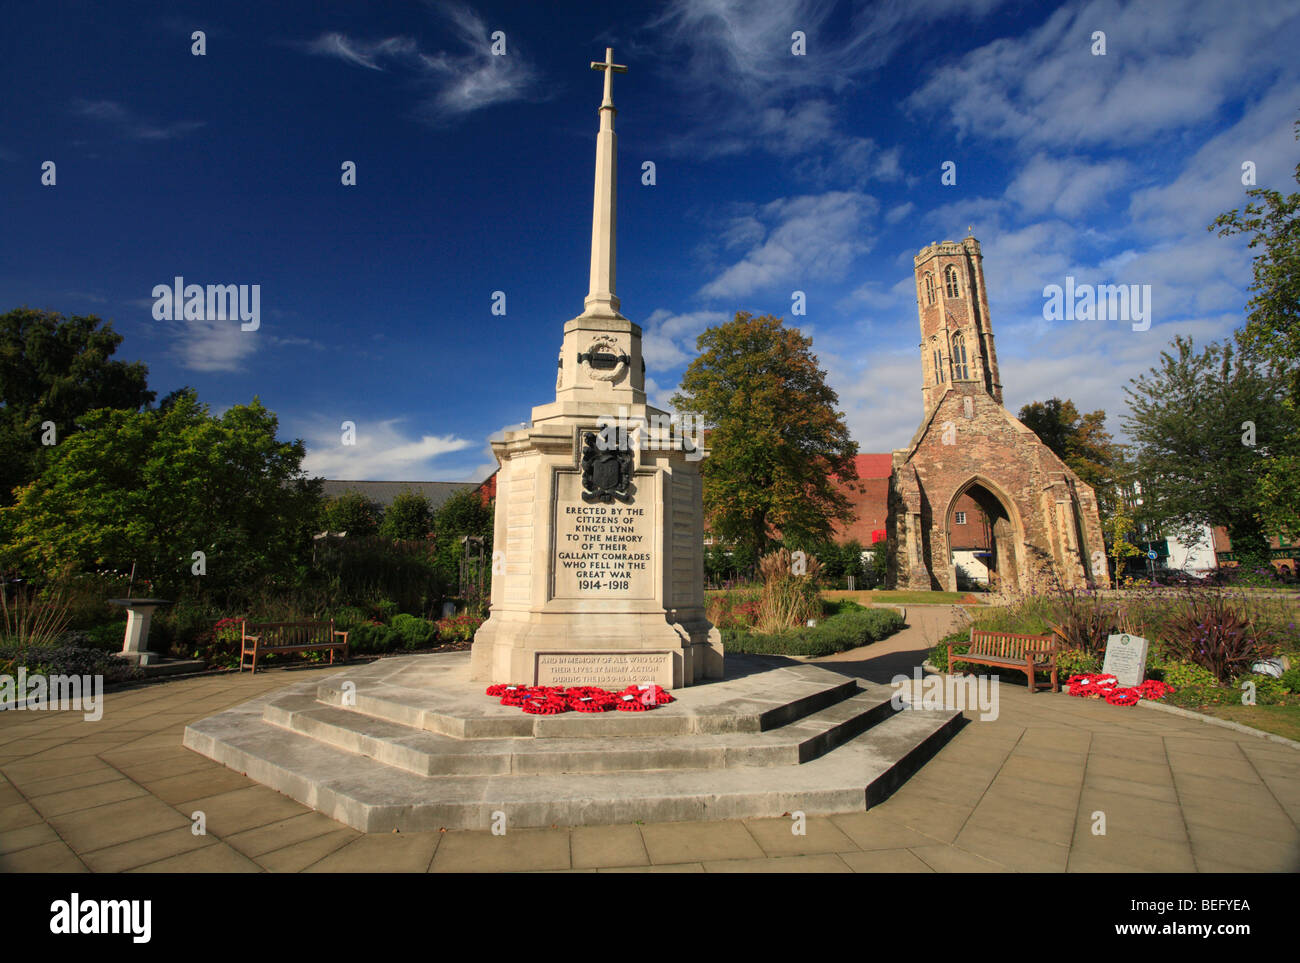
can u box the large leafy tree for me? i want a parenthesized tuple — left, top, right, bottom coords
(0, 308, 154, 505)
(1211, 118, 1300, 535)
(670, 312, 858, 559)
(1017, 397, 1116, 504)
(1121, 336, 1291, 567)
(320, 491, 383, 536)
(380, 489, 433, 541)
(1, 388, 321, 598)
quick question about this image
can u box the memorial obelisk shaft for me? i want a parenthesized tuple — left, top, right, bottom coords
(584, 48, 625, 319)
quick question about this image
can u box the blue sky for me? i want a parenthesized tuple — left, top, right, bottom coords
(3, 0, 1298, 482)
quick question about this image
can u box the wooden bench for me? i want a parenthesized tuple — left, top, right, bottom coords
(239, 620, 349, 674)
(949, 630, 1059, 693)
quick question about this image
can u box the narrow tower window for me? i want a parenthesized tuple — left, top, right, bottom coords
(932, 345, 945, 382)
(945, 265, 960, 298)
(951, 331, 969, 380)
(924, 273, 936, 305)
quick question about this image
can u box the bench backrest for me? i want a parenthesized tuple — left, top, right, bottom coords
(242, 620, 336, 646)
(968, 630, 1055, 660)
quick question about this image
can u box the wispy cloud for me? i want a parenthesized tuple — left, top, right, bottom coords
(907, 0, 1300, 150)
(304, 4, 540, 123)
(642, 0, 1005, 184)
(300, 417, 476, 479)
(699, 191, 879, 299)
(72, 99, 204, 141)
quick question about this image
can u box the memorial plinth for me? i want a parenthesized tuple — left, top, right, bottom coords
(469, 49, 722, 688)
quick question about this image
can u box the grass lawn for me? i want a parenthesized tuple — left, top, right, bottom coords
(1195, 704, 1300, 743)
(821, 589, 987, 605)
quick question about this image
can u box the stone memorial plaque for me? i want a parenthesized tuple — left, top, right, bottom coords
(552, 472, 654, 599)
(1102, 633, 1148, 688)
(536, 651, 674, 688)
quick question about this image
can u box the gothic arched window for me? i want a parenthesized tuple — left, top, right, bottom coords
(945, 265, 960, 298)
(924, 273, 936, 305)
(931, 338, 944, 382)
(951, 331, 969, 380)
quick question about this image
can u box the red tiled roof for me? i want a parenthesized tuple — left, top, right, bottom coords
(852, 453, 893, 479)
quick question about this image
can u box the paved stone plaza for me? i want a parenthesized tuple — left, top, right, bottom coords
(1, 607, 1297, 873)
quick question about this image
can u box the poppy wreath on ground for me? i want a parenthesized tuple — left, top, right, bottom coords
(1066, 673, 1173, 706)
(485, 683, 671, 714)
(620, 683, 675, 707)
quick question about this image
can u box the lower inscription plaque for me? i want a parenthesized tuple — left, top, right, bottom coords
(535, 651, 674, 688)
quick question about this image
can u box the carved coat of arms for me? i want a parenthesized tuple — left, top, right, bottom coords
(580, 431, 634, 503)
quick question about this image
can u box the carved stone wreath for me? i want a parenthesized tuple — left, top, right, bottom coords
(582, 334, 628, 382)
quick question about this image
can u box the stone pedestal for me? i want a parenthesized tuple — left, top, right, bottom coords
(470, 309, 721, 688)
(108, 598, 171, 667)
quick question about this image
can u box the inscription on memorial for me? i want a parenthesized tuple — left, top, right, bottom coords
(1102, 633, 1149, 688)
(536, 651, 673, 687)
(553, 472, 654, 599)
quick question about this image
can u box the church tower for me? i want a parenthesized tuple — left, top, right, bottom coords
(914, 234, 1002, 411)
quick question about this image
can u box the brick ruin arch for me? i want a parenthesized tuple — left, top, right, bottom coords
(942, 476, 1024, 594)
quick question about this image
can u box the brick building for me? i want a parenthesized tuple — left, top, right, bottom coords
(857, 234, 1108, 592)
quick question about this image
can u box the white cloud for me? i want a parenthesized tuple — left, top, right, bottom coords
(304, 4, 540, 122)
(72, 99, 204, 140)
(642, 308, 729, 370)
(1127, 82, 1300, 238)
(165, 318, 259, 373)
(699, 191, 879, 299)
(300, 417, 476, 478)
(643, 0, 1000, 183)
(1005, 153, 1132, 218)
(908, 0, 1300, 150)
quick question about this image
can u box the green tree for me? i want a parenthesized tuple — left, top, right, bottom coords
(431, 488, 494, 593)
(671, 312, 858, 560)
(0, 308, 154, 506)
(1103, 504, 1143, 587)
(1, 389, 320, 599)
(1121, 336, 1291, 569)
(379, 489, 433, 541)
(1017, 397, 1116, 506)
(320, 491, 382, 537)
(1211, 118, 1300, 535)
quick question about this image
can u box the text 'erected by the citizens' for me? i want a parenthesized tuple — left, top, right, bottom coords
(553, 478, 654, 599)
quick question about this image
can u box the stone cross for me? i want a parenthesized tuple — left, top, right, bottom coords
(584, 47, 627, 318)
(590, 47, 627, 109)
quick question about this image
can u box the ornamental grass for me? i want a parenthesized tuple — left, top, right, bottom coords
(756, 548, 823, 633)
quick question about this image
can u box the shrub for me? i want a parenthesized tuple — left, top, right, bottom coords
(1160, 591, 1278, 684)
(435, 613, 483, 643)
(349, 622, 402, 654)
(927, 630, 971, 672)
(390, 613, 438, 649)
(1152, 659, 1218, 689)
(724, 606, 903, 657)
(1046, 588, 1117, 656)
(1056, 647, 1103, 676)
(705, 591, 761, 629)
(0, 641, 140, 685)
(1279, 666, 1300, 694)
